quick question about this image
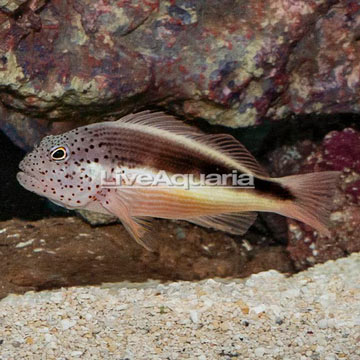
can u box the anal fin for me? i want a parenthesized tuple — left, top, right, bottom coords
(187, 212, 257, 235)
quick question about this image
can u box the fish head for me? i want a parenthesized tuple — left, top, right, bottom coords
(17, 129, 104, 210)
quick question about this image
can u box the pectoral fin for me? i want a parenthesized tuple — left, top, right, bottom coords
(101, 192, 156, 251)
(120, 216, 156, 251)
(187, 212, 257, 235)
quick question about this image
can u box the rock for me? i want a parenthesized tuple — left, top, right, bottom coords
(269, 128, 360, 270)
(1, 1, 360, 148)
(60, 319, 76, 331)
(0, 216, 295, 299)
(254, 347, 266, 357)
(189, 310, 198, 323)
(278, 2, 360, 119)
(318, 319, 328, 329)
(75, 209, 118, 226)
(0, 0, 27, 13)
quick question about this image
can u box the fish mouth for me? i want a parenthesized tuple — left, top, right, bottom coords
(16, 170, 33, 180)
(17, 160, 37, 182)
(18, 160, 26, 172)
(16, 170, 41, 191)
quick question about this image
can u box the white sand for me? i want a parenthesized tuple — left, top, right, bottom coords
(0, 253, 359, 360)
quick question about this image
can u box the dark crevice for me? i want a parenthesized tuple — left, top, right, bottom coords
(0, 130, 69, 221)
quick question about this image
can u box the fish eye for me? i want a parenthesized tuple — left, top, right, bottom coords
(50, 146, 69, 161)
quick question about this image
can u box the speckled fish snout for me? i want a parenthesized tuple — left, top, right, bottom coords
(16, 131, 106, 211)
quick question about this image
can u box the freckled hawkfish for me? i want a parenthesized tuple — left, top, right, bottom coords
(17, 111, 340, 250)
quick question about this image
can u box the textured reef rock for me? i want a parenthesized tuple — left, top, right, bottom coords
(268, 128, 360, 270)
(1, 0, 360, 147)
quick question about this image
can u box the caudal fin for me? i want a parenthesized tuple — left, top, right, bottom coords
(276, 171, 341, 236)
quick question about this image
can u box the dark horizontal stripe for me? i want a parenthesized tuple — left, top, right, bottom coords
(253, 178, 295, 200)
(100, 128, 234, 176)
(87, 126, 294, 200)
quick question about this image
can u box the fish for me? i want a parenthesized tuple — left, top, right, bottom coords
(17, 111, 340, 250)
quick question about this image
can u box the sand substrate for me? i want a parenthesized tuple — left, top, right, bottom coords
(0, 253, 359, 359)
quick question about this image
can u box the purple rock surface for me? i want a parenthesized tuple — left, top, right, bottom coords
(0, 0, 360, 147)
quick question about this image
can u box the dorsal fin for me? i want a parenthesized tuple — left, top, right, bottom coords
(116, 111, 203, 137)
(192, 133, 268, 177)
(115, 111, 268, 178)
